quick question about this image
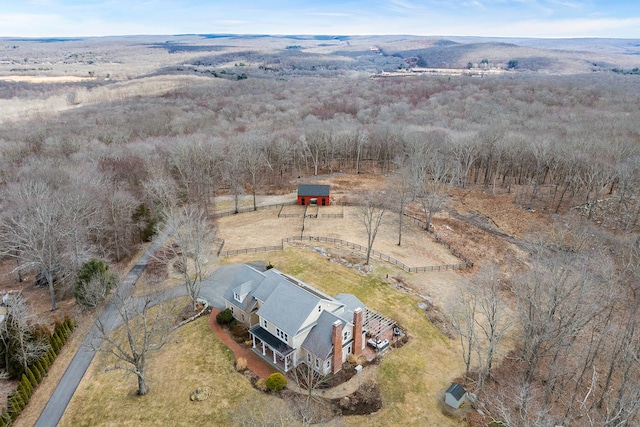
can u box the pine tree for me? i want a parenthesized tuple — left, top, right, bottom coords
(27, 367, 38, 388)
(33, 360, 44, 383)
(8, 392, 25, 420)
(39, 354, 50, 373)
(19, 373, 33, 400)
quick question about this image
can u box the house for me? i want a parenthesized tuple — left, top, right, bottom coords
(297, 184, 330, 206)
(445, 383, 467, 409)
(223, 264, 365, 375)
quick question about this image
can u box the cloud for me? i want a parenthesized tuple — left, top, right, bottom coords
(489, 17, 640, 37)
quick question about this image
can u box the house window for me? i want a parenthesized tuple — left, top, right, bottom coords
(263, 319, 268, 329)
(315, 359, 319, 369)
(347, 345, 352, 355)
(326, 360, 331, 369)
(234, 292, 240, 302)
(230, 306, 234, 315)
(241, 313, 245, 322)
(307, 353, 312, 363)
(343, 331, 349, 341)
(318, 305, 321, 312)
(275, 328, 289, 343)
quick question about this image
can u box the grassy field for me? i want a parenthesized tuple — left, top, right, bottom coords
(59, 308, 281, 426)
(57, 249, 465, 426)
(226, 249, 466, 426)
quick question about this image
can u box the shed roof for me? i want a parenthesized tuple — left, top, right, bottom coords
(446, 383, 467, 401)
(298, 184, 330, 197)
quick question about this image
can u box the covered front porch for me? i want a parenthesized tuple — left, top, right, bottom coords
(249, 325, 296, 372)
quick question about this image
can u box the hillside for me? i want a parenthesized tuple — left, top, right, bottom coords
(0, 34, 639, 427)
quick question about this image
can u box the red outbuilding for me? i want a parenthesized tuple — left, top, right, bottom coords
(297, 184, 330, 206)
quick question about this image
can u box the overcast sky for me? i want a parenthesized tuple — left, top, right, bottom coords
(1, 0, 638, 39)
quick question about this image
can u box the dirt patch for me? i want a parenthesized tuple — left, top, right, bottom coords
(334, 378, 383, 415)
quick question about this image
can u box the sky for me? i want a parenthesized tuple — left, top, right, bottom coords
(1, 0, 638, 39)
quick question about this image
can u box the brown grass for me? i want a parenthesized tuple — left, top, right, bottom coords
(218, 205, 461, 268)
(225, 249, 466, 426)
(53, 248, 466, 426)
(59, 310, 280, 426)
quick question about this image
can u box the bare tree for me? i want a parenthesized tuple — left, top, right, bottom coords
(162, 205, 216, 311)
(0, 293, 49, 376)
(451, 134, 479, 189)
(418, 148, 456, 231)
(290, 363, 332, 403)
(221, 140, 246, 213)
(92, 292, 174, 396)
(450, 279, 478, 385)
(233, 395, 298, 427)
(0, 181, 69, 311)
(168, 135, 220, 208)
(241, 134, 270, 211)
(473, 263, 511, 391)
(356, 191, 387, 265)
(512, 240, 606, 416)
(100, 186, 137, 262)
(288, 363, 333, 425)
(388, 167, 411, 246)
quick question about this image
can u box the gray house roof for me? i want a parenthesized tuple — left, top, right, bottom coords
(221, 264, 266, 309)
(251, 269, 284, 302)
(219, 264, 368, 361)
(446, 383, 467, 401)
(334, 293, 365, 322)
(257, 280, 324, 337)
(298, 184, 330, 197)
(302, 311, 346, 360)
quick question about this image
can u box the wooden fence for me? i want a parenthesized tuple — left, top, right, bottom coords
(282, 236, 469, 272)
(219, 245, 284, 257)
(215, 201, 296, 218)
(214, 201, 472, 271)
(402, 213, 474, 268)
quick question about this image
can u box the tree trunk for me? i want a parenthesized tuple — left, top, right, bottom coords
(398, 202, 403, 246)
(48, 273, 57, 311)
(137, 371, 148, 396)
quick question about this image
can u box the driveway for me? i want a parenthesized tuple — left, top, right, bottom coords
(34, 230, 170, 427)
(198, 262, 265, 310)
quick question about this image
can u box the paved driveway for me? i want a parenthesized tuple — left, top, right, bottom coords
(198, 264, 244, 309)
(34, 231, 170, 427)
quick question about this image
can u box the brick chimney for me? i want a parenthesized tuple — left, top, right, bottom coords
(353, 308, 363, 357)
(332, 320, 343, 374)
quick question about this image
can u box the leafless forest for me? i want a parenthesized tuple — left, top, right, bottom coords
(1, 35, 640, 426)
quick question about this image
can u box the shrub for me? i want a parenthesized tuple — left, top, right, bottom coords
(18, 374, 33, 400)
(132, 203, 157, 242)
(255, 378, 267, 392)
(75, 258, 117, 307)
(265, 372, 287, 392)
(27, 367, 38, 388)
(7, 391, 25, 420)
(216, 308, 234, 325)
(32, 362, 43, 383)
(235, 357, 247, 371)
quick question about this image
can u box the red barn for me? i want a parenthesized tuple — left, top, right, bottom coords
(297, 184, 330, 206)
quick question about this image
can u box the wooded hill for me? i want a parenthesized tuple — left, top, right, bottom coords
(0, 34, 639, 426)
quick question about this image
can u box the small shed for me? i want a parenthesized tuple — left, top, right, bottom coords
(297, 184, 330, 206)
(445, 383, 467, 409)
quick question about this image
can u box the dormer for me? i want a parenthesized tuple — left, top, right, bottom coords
(233, 280, 253, 304)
